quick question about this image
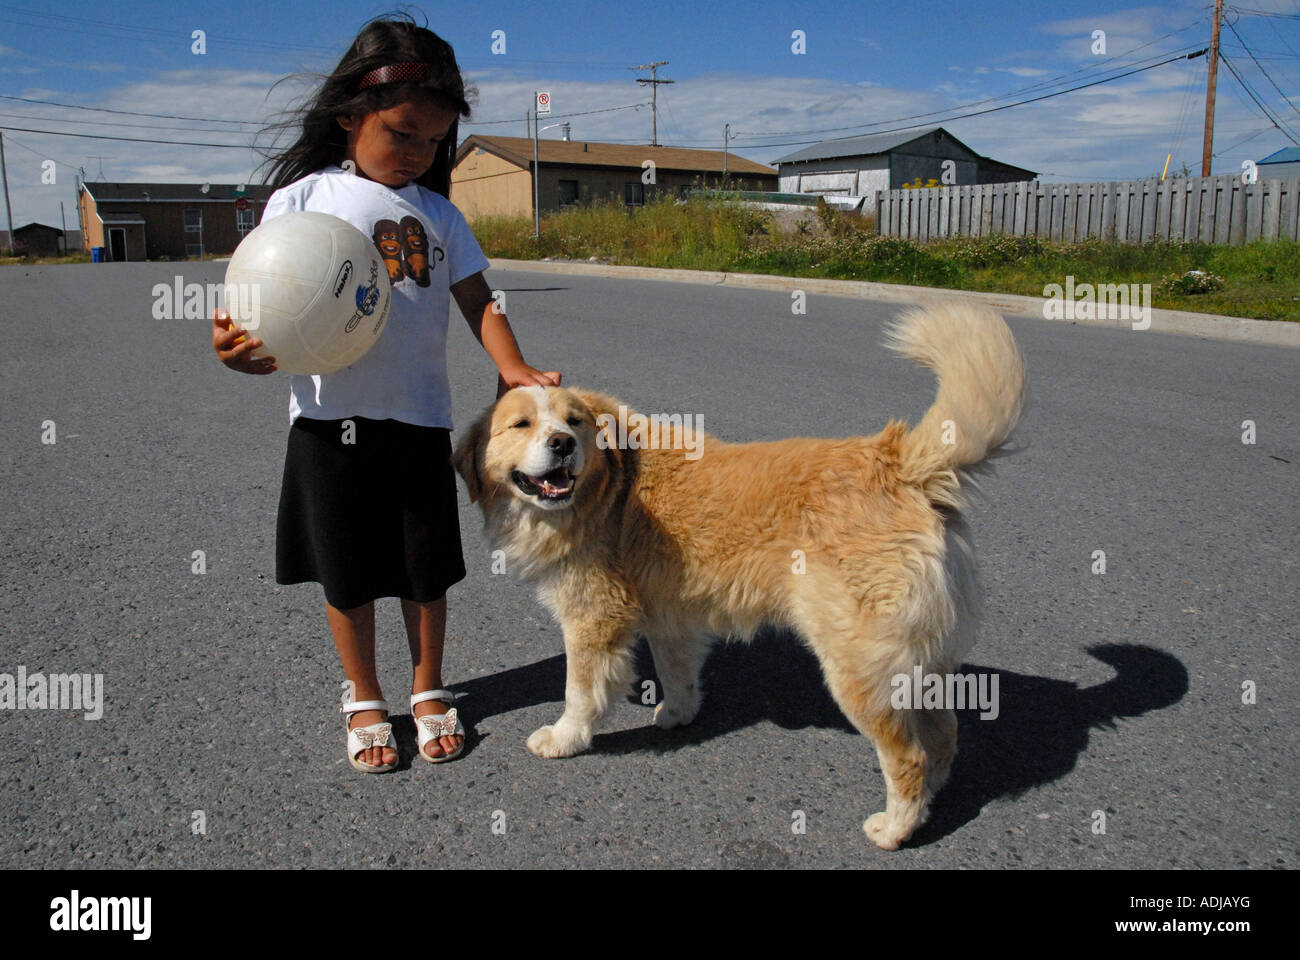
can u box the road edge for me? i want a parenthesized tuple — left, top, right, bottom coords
(488, 257, 1300, 348)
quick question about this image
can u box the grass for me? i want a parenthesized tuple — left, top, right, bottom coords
(473, 194, 1300, 322)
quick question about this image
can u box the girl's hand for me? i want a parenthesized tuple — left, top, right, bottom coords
(497, 363, 561, 398)
(213, 309, 277, 375)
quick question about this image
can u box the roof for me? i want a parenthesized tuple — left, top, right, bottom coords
(454, 135, 777, 177)
(978, 156, 1038, 179)
(1259, 147, 1300, 165)
(82, 181, 275, 202)
(770, 125, 1036, 178)
(12, 221, 64, 233)
(771, 126, 954, 164)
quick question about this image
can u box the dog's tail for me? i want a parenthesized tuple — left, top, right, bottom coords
(885, 300, 1026, 482)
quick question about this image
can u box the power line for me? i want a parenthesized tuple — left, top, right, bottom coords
(731, 24, 1209, 139)
(0, 125, 257, 148)
(1218, 51, 1300, 143)
(0, 94, 264, 126)
(0, 111, 257, 134)
(713, 49, 1209, 151)
(1224, 16, 1300, 119)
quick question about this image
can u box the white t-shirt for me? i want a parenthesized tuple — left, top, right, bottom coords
(260, 165, 490, 429)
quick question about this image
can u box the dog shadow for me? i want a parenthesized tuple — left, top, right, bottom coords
(457, 634, 1187, 844)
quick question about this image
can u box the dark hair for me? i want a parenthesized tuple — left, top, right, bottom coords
(256, 11, 473, 197)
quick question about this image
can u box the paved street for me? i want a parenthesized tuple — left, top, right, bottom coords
(0, 261, 1295, 868)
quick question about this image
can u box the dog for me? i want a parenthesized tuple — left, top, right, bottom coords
(452, 301, 1026, 849)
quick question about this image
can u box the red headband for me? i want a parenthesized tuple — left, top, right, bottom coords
(358, 62, 431, 89)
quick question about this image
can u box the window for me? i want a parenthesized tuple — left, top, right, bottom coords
(558, 180, 579, 206)
(624, 182, 645, 206)
(236, 207, 255, 234)
(184, 209, 202, 233)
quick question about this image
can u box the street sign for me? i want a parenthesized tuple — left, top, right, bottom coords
(235, 197, 249, 211)
(536, 91, 551, 115)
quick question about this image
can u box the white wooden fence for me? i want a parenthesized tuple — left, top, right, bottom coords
(876, 174, 1300, 245)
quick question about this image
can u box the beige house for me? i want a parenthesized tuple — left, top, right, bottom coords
(451, 135, 777, 221)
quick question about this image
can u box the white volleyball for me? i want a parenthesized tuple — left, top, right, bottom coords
(223, 211, 391, 374)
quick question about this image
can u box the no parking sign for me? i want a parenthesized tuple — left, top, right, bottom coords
(536, 91, 551, 115)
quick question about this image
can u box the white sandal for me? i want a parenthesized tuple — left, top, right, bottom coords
(411, 689, 465, 764)
(342, 698, 397, 773)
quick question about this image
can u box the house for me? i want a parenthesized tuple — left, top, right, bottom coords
(2, 221, 69, 257)
(771, 126, 1036, 208)
(78, 181, 274, 261)
(1257, 146, 1300, 180)
(451, 135, 778, 220)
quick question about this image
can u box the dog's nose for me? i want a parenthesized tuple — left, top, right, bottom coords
(547, 433, 575, 457)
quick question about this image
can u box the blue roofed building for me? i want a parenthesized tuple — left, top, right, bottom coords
(1257, 146, 1300, 179)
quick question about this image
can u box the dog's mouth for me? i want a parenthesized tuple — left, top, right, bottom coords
(511, 467, 575, 502)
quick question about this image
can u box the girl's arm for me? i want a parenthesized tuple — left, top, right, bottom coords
(451, 271, 561, 398)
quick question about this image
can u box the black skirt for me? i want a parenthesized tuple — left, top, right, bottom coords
(275, 415, 466, 610)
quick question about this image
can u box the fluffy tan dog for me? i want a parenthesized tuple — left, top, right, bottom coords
(452, 301, 1025, 849)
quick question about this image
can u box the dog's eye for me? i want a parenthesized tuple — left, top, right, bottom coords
(566, 416, 584, 427)
(511, 419, 530, 429)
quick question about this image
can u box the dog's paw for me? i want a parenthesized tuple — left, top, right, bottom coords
(653, 699, 698, 729)
(863, 813, 912, 851)
(526, 723, 589, 758)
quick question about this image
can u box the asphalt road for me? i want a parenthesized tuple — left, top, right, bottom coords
(0, 261, 1296, 869)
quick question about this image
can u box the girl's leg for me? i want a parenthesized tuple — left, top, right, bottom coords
(327, 600, 396, 767)
(402, 594, 463, 759)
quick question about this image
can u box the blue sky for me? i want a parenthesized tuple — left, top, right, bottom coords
(2, 0, 1299, 228)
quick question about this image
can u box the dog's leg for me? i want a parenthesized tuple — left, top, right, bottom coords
(913, 704, 958, 796)
(527, 619, 635, 759)
(647, 633, 708, 729)
(800, 612, 941, 851)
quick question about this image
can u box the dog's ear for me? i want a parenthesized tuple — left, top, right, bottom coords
(452, 412, 490, 503)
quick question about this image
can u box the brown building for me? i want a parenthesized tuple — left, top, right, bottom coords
(78, 181, 275, 261)
(451, 135, 778, 221)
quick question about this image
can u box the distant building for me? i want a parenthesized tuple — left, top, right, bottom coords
(771, 126, 1037, 209)
(78, 181, 274, 261)
(2, 221, 69, 257)
(451, 135, 778, 220)
(1257, 146, 1300, 179)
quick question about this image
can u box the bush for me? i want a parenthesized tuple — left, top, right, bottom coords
(1158, 270, 1226, 295)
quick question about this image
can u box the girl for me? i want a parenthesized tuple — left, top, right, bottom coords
(212, 15, 560, 772)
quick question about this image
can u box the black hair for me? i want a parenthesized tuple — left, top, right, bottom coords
(255, 10, 473, 197)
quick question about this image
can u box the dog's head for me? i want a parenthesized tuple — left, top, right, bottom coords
(453, 385, 625, 513)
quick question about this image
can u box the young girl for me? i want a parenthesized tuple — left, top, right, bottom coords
(212, 15, 560, 772)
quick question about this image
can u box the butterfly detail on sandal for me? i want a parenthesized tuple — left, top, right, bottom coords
(352, 723, 393, 748)
(417, 708, 459, 738)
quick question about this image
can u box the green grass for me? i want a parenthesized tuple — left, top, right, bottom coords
(472, 195, 1300, 322)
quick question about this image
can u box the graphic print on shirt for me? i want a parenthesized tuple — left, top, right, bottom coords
(372, 219, 405, 285)
(399, 214, 444, 287)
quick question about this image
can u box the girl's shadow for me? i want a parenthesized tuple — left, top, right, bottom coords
(455, 633, 1188, 845)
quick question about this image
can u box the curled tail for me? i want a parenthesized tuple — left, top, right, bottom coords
(885, 300, 1026, 480)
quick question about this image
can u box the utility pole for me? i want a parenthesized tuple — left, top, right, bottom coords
(633, 61, 673, 146)
(0, 132, 13, 256)
(723, 123, 730, 179)
(60, 200, 67, 256)
(1202, 0, 1223, 177)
